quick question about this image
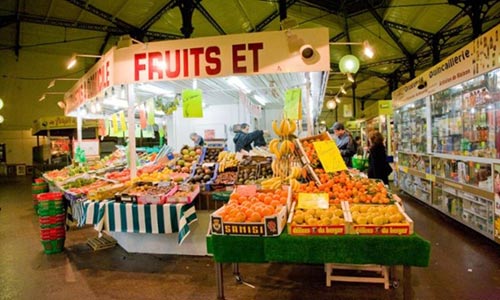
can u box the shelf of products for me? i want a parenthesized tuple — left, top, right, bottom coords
(431, 73, 499, 158)
(392, 29, 500, 243)
(394, 98, 428, 154)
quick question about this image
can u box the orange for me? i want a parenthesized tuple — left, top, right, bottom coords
(249, 211, 261, 222)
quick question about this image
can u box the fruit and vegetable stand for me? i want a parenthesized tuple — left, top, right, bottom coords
(207, 231, 431, 300)
(82, 200, 197, 244)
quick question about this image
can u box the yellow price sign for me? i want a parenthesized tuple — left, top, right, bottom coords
(182, 89, 203, 118)
(297, 193, 329, 209)
(284, 88, 302, 120)
(425, 174, 436, 182)
(313, 140, 347, 172)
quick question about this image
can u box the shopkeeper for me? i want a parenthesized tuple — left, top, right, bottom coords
(233, 123, 267, 152)
(190, 133, 205, 147)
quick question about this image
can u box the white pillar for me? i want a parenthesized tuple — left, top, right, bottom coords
(127, 85, 137, 179)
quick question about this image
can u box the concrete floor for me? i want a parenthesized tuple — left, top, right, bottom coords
(1, 176, 499, 300)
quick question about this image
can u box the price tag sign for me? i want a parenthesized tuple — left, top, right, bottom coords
(284, 88, 302, 120)
(182, 89, 203, 118)
(235, 185, 257, 197)
(313, 140, 347, 172)
(297, 193, 329, 209)
(425, 173, 436, 182)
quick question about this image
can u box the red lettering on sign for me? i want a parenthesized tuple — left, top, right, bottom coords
(148, 51, 163, 80)
(135, 53, 147, 81)
(183, 49, 189, 77)
(248, 42, 263, 72)
(232, 44, 246, 73)
(190, 47, 204, 76)
(206, 46, 221, 75)
(165, 50, 181, 78)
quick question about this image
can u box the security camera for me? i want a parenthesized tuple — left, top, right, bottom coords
(417, 78, 427, 90)
(300, 44, 315, 60)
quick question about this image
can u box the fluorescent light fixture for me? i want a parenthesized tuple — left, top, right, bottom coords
(339, 85, 347, 95)
(347, 73, 354, 83)
(0, 98, 3, 110)
(38, 92, 65, 102)
(363, 41, 374, 58)
(0, 115, 4, 124)
(103, 96, 129, 109)
(48, 78, 79, 89)
(57, 101, 66, 109)
(67, 53, 102, 69)
(137, 83, 174, 96)
(253, 95, 268, 106)
(226, 76, 251, 94)
(330, 40, 374, 59)
(335, 96, 341, 103)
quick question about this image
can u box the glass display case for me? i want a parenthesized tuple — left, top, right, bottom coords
(431, 72, 500, 158)
(431, 156, 493, 190)
(393, 97, 428, 153)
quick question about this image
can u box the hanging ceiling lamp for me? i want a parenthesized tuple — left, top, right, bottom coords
(339, 55, 360, 74)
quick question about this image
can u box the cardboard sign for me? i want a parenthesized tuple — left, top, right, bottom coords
(297, 192, 329, 209)
(313, 140, 347, 172)
(284, 88, 302, 120)
(182, 89, 203, 118)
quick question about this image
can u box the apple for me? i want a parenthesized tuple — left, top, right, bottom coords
(181, 149, 189, 155)
(195, 148, 202, 155)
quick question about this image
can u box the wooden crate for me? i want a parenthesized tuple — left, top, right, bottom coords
(87, 234, 117, 251)
(324, 263, 390, 289)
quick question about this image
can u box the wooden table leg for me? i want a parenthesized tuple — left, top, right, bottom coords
(215, 262, 225, 300)
(403, 265, 411, 300)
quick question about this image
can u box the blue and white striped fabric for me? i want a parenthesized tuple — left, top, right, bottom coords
(83, 200, 197, 244)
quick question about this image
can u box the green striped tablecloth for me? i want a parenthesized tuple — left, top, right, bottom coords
(83, 200, 197, 244)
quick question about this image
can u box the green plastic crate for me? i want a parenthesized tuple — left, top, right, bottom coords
(41, 238, 65, 254)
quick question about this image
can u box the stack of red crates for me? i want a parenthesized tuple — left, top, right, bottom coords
(37, 192, 66, 254)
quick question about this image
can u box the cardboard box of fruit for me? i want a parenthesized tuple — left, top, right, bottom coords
(210, 185, 289, 236)
(294, 131, 332, 166)
(345, 202, 414, 235)
(287, 201, 351, 235)
(166, 184, 200, 204)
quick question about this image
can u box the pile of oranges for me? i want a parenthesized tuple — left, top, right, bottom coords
(296, 171, 390, 205)
(217, 189, 288, 223)
(301, 139, 321, 167)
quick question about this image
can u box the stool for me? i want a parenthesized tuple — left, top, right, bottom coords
(324, 263, 390, 289)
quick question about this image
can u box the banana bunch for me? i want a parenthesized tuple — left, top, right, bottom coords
(289, 178, 301, 192)
(261, 177, 282, 190)
(269, 138, 296, 158)
(218, 151, 238, 172)
(287, 166, 302, 180)
(272, 118, 297, 137)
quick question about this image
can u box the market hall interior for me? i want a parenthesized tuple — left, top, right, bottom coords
(1, 176, 499, 300)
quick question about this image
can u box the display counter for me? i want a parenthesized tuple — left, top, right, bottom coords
(83, 200, 197, 246)
(207, 231, 431, 300)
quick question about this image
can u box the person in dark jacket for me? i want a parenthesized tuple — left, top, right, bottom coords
(331, 122, 356, 167)
(367, 130, 392, 185)
(233, 123, 266, 152)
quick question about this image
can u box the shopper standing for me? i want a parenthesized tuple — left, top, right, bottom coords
(189, 132, 205, 147)
(367, 130, 392, 185)
(331, 122, 356, 167)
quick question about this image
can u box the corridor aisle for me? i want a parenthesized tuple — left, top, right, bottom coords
(0, 176, 499, 300)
